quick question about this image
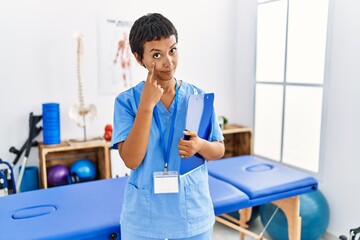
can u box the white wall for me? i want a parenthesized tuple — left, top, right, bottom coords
(320, 0, 360, 236)
(0, 0, 237, 166)
(1, 0, 359, 238)
(234, 1, 257, 127)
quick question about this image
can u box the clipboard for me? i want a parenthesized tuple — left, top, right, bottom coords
(180, 93, 214, 175)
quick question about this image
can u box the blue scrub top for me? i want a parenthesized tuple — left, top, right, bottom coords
(111, 80, 224, 239)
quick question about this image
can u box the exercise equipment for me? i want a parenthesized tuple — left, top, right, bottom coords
(0, 159, 16, 195)
(9, 126, 42, 167)
(47, 165, 70, 187)
(19, 166, 39, 192)
(103, 124, 113, 141)
(42, 103, 61, 145)
(8, 112, 42, 166)
(8, 112, 42, 193)
(68, 159, 97, 184)
(259, 189, 329, 240)
(340, 227, 360, 240)
(0, 169, 8, 197)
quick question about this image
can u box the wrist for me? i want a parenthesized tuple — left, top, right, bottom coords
(197, 138, 205, 154)
(137, 104, 155, 113)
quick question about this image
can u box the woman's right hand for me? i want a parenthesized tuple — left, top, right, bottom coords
(121, 62, 163, 169)
(139, 62, 164, 110)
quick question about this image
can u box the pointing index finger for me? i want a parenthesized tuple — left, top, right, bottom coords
(146, 62, 155, 83)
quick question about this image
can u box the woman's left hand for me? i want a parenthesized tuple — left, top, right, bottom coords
(178, 130, 203, 158)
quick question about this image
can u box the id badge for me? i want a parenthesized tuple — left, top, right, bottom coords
(153, 171, 179, 194)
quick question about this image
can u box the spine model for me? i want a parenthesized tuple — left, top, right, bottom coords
(69, 32, 97, 141)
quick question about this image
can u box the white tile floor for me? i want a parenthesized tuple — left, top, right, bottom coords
(212, 217, 333, 240)
(212, 217, 273, 240)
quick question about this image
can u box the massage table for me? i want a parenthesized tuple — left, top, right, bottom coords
(0, 176, 127, 240)
(208, 155, 318, 240)
(0, 155, 317, 240)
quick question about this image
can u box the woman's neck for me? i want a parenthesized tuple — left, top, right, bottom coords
(160, 79, 177, 109)
(159, 78, 176, 93)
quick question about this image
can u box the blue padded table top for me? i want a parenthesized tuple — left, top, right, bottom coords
(0, 177, 128, 240)
(208, 175, 249, 216)
(208, 155, 318, 206)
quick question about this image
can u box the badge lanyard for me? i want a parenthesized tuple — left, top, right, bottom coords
(153, 80, 178, 173)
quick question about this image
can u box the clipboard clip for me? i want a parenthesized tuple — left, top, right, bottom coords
(183, 129, 190, 140)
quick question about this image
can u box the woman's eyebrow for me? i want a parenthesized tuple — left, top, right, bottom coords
(149, 48, 161, 53)
(149, 43, 177, 53)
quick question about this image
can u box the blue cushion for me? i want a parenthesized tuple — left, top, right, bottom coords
(0, 177, 128, 240)
(208, 156, 317, 202)
(208, 175, 249, 215)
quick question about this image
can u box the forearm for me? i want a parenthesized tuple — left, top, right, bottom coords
(197, 140, 225, 161)
(119, 107, 153, 169)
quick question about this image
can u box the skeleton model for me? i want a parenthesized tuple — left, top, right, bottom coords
(69, 32, 97, 141)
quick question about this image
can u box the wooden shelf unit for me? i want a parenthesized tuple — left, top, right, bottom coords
(221, 124, 253, 158)
(38, 140, 111, 189)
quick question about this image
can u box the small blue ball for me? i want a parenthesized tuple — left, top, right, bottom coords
(70, 159, 97, 182)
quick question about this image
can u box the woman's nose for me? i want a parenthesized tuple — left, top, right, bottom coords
(163, 55, 173, 68)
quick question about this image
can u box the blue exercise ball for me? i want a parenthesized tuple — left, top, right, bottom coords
(47, 164, 69, 187)
(69, 159, 97, 183)
(259, 190, 330, 240)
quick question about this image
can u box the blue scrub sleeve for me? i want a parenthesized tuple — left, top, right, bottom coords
(207, 110, 224, 142)
(110, 93, 136, 150)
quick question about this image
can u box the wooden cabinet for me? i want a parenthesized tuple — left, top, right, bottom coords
(38, 140, 111, 189)
(221, 124, 253, 158)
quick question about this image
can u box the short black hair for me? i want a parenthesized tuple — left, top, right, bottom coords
(129, 13, 178, 61)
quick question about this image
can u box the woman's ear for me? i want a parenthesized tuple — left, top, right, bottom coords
(133, 52, 146, 68)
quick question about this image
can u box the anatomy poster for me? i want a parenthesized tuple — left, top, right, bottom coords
(97, 17, 139, 95)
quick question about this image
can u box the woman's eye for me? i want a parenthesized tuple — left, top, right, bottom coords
(170, 48, 177, 54)
(153, 53, 161, 59)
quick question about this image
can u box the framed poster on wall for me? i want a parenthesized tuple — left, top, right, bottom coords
(97, 17, 139, 95)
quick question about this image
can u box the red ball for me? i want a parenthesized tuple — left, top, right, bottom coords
(105, 124, 113, 132)
(103, 132, 112, 141)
